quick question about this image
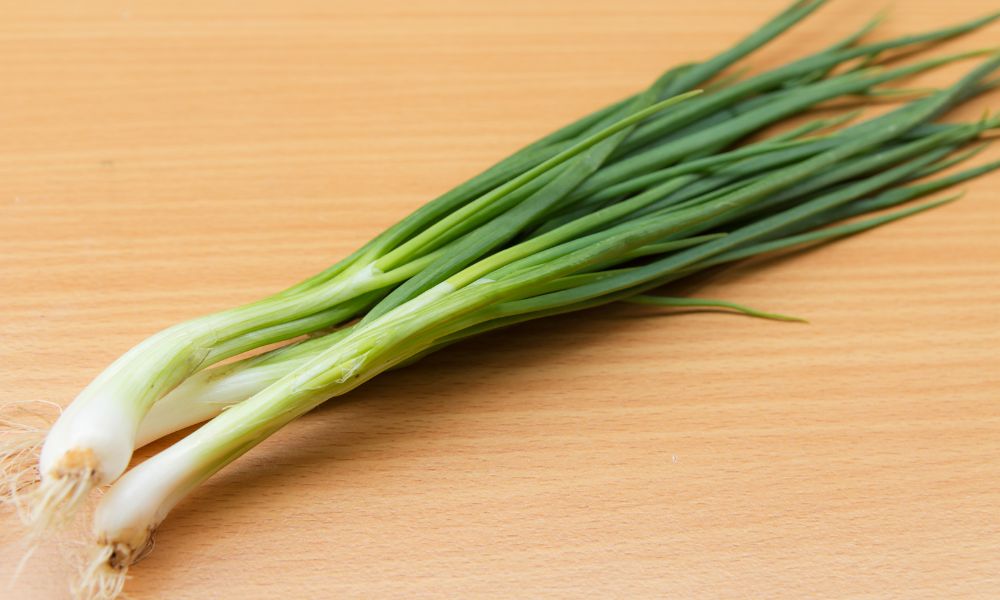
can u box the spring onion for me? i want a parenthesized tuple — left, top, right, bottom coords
(86, 51, 1000, 600)
(0, 3, 996, 598)
(7, 0, 864, 530)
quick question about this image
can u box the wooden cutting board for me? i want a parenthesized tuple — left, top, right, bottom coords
(1, 1, 997, 598)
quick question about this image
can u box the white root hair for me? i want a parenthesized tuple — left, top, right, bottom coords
(73, 535, 152, 600)
(0, 400, 60, 517)
(25, 452, 101, 536)
(73, 543, 129, 600)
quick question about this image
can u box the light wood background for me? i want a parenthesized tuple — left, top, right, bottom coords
(1, 1, 998, 598)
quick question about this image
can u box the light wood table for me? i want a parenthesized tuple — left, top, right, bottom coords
(1, 1, 998, 598)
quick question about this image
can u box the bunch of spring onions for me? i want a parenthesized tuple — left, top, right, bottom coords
(2, 1, 1000, 597)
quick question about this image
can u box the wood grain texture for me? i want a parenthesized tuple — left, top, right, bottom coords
(1, 1, 998, 598)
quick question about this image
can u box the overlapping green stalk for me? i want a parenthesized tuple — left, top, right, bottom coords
(4, 3, 998, 599)
(15, 0, 842, 531)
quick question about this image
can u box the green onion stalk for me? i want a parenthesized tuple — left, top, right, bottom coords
(17, 90, 704, 528)
(4, 0, 864, 526)
(5, 0, 998, 574)
(1, 2, 996, 597)
(81, 36, 1000, 600)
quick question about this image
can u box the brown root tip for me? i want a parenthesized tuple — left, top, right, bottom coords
(25, 449, 101, 535)
(73, 544, 129, 600)
(73, 534, 153, 600)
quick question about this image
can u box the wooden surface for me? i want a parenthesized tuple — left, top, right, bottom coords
(1, 1, 998, 598)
